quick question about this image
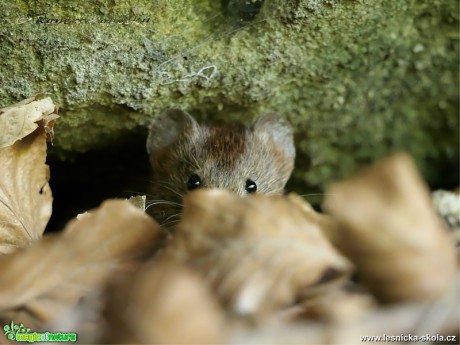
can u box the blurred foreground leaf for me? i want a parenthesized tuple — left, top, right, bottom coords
(0, 199, 161, 328)
(165, 190, 353, 319)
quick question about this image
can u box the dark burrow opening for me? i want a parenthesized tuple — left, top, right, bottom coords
(46, 128, 152, 233)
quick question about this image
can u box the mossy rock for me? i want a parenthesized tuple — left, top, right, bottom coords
(0, 0, 458, 199)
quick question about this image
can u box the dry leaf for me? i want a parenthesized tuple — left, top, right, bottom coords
(432, 190, 460, 231)
(287, 193, 342, 248)
(0, 199, 161, 329)
(0, 127, 52, 254)
(0, 97, 57, 148)
(41, 114, 60, 143)
(76, 195, 146, 221)
(164, 189, 353, 318)
(231, 274, 459, 344)
(323, 152, 457, 303)
(0, 96, 38, 113)
(231, 290, 459, 345)
(100, 258, 226, 344)
(128, 195, 146, 211)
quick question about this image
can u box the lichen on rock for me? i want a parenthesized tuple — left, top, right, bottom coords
(0, 0, 458, 193)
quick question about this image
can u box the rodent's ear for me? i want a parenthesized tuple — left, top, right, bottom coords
(254, 113, 296, 160)
(147, 108, 198, 155)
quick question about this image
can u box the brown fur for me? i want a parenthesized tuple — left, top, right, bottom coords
(146, 109, 295, 227)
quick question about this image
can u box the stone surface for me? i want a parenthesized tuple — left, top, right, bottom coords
(0, 0, 458, 192)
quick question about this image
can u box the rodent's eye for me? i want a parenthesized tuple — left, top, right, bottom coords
(245, 179, 257, 194)
(187, 174, 202, 191)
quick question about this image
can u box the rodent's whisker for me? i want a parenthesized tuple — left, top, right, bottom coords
(145, 199, 182, 207)
(161, 219, 181, 229)
(134, 192, 164, 198)
(144, 203, 175, 212)
(157, 180, 180, 189)
(145, 201, 182, 212)
(158, 183, 184, 200)
(123, 190, 175, 200)
(162, 213, 182, 224)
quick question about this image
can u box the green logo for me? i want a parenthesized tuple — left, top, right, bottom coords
(3, 321, 77, 343)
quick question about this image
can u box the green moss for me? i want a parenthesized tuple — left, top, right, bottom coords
(0, 0, 458, 193)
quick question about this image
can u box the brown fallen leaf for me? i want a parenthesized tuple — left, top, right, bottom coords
(323, 152, 457, 303)
(164, 189, 353, 319)
(0, 127, 52, 254)
(0, 199, 161, 329)
(432, 189, 460, 245)
(0, 96, 38, 113)
(128, 195, 146, 211)
(0, 96, 58, 148)
(231, 285, 459, 345)
(287, 193, 342, 248)
(100, 258, 226, 344)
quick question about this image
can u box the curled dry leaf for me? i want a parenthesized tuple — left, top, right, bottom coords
(432, 189, 460, 232)
(128, 195, 146, 211)
(0, 96, 58, 148)
(323, 152, 457, 303)
(432, 189, 460, 247)
(231, 283, 460, 345)
(76, 195, 146, 221)
(164, 189, 353, 318)
(0, 96, 38, 112)
(100, 258, 226, 344)
(0, 199, 161, 329)
(0, 127, 52, 254)
(286, 193, 342, 248)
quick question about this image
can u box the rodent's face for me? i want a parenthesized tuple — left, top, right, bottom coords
(170, 126, 292, 196)
(147, 109, 295, 225)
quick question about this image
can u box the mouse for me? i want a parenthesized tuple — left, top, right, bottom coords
(146, 108, 295, 227)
